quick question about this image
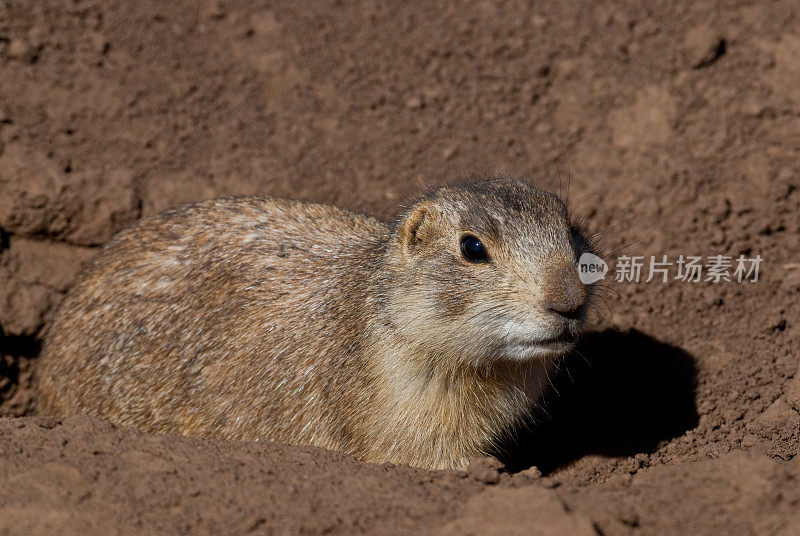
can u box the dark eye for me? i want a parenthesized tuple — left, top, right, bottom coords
(460, 235, 489, 263)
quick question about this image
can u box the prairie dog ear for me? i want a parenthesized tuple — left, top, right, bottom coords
(398, 201, 439, 256)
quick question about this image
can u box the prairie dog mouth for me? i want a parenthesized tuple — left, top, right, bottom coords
(512, 330, 577, 347)
(536, 333, 577, 345)
(500, 335, 577, 361)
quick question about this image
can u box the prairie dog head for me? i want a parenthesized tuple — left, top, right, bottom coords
(387, 177, 594, 367)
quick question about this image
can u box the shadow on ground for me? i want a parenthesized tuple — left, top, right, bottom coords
(0, 331, 40, 415)
(500, 328, 699, 474)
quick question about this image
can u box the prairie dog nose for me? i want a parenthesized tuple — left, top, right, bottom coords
(543, 261, 588, 319)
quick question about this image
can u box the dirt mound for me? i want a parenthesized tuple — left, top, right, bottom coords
(1, 0, 798, 534)
(2, 416, 799, 535)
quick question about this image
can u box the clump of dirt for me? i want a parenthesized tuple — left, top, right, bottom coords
(1, 0, 798, 534)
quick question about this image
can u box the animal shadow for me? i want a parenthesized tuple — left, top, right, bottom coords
(500, 328, 699, 474)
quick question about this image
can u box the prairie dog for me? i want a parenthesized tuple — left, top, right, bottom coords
(37, 177, 594, 470)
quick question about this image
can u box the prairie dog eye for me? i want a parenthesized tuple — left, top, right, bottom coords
(460, 235, 489, 263)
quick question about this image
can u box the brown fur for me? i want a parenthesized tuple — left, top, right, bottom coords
(37, 177, 594, 470)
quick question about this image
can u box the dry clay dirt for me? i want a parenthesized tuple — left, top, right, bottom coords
(1, 1, 799, 534)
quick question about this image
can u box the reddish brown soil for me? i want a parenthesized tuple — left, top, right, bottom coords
(1, 1, 799, 534)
